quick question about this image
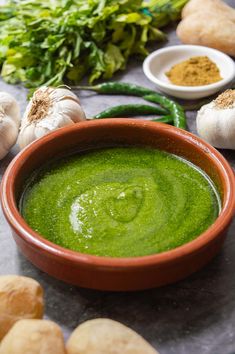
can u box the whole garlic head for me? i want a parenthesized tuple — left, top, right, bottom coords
(197, 90, 235, 149)
(0, 92, 20, 160)
(18, 87, 86, 149)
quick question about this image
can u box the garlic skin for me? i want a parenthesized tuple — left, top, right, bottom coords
(196, 101, 235, 149)
(0, 92, 21, 160)
(18, 87, 86, 149)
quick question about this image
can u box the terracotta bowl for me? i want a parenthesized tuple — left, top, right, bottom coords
(1, 119, 235, 291)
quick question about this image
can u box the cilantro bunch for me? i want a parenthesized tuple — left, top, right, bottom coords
(0, 0, 187, 88)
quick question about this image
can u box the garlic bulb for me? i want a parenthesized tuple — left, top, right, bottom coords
(18, 87, 86, 149)
(197, 90, 235, 149)
(0, 92, 20, 160)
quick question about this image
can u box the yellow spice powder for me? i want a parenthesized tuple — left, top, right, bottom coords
(166, 56, 222, 86)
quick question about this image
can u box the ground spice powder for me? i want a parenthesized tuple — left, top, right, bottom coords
(166, 56, 222, 86)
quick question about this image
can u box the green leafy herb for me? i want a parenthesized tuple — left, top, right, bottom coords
(0, 0, 187, 88)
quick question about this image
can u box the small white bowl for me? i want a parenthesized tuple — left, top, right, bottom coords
(143, 45, 235, 100)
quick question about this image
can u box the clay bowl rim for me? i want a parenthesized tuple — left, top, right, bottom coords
(1, 119, 235, 269)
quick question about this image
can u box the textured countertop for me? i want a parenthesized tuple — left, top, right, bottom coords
(1, 3, 235, 353)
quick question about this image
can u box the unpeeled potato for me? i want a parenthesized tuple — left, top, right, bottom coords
(182, 0, 235, 20)
(0, 319, 66, 354)
(0, 275, 44, 340)
(66, 318, 158, 354)
(177, 0, 235, 57)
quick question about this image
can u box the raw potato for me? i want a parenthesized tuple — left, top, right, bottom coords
(0, 319, 66, 354)
(66, 318, 158, 354)
(182, 0, 235, 20)
(0, 275, 44, 340)
(177, 0, 235, 57)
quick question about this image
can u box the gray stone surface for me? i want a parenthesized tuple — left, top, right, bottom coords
(1, 4, 235, 353)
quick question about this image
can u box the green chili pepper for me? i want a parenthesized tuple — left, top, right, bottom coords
(74, 82, 186, 129)
(151, 115, 173, 124)
(93, 104, 168, 119)
(143, 94, 186, 129)
(74, 82, 153, 97)
(91, 115, 173, 124)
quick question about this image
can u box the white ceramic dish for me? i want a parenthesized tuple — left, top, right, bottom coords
(143, 45, 235, 100)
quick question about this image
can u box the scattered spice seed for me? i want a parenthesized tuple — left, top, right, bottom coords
(214, 89, 235, 109)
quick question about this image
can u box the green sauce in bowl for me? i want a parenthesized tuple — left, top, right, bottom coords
(20, 147, 221, 257)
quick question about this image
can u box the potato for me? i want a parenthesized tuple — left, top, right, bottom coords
(182, 0, 235, 20)
(0, 319, 66, 354)
(66, 318, 158, 354)
(177, 12, 235, 57)
(0, 275, 44, 340)
(177, 0, 235, 57)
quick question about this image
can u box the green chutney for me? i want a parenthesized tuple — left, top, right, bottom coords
(20, 147, 221, 257)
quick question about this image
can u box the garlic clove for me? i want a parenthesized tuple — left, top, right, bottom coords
(0, 92, 20, 125)
(0, 92, 21, 160)
(17, 124, 39, 150)
(34, 126, 52, 140)
(49, 87, 80, 102)
(0, 115, 19, 159)
(56, 99, 86, 123)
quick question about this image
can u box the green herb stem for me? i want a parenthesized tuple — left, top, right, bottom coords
(0, 0, 187, 88)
